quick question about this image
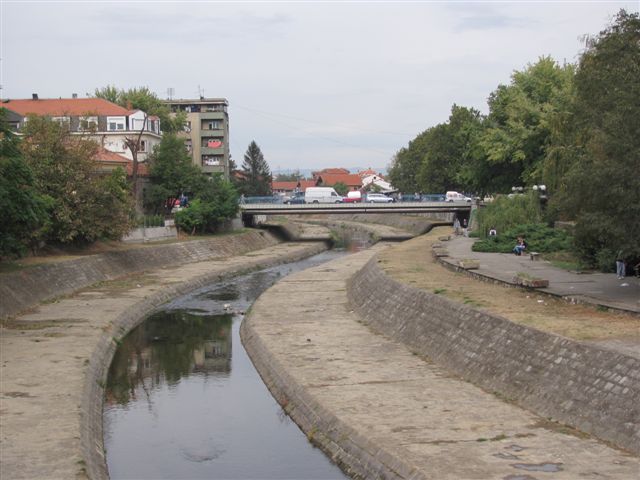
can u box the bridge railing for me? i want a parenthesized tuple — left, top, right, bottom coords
(398, 194, 446, 202)
(240, 196, 283, 204)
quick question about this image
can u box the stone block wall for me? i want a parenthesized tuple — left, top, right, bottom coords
(0, 230, 279, 319)
(347, 258, 640, 454)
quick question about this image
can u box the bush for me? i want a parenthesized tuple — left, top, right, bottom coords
(476, 192, 543, 238)
(472, 223, 573, 254)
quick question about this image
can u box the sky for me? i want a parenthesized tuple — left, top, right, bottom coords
(1, 1, 637, 173)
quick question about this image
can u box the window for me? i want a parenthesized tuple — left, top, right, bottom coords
(139, 140, 146, 152)
(78, 116, 98, 131)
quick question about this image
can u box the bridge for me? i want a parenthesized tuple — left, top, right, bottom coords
(240, 201, 473, 226)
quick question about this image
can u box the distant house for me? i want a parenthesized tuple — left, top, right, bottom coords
(3, 96, 161, 163)
(312, 168, 363, 191)
(362, 174, 393, 192)
(95, 148, 149, 177)
(272, 180, 317, 195)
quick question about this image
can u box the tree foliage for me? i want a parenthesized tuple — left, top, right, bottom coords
(174, 174, 238, 234)
(481, 57, 575, 190)
(19, 116, 134, 244)
(144, 134, 207, 213)
(237, 141, 272, 196)
(0, 112, 52, 257)
(552, 10, 640, 268)
(94, 85, 186, 133)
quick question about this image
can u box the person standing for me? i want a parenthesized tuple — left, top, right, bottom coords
(616, 250, 626, 279)
(453, 217, 461, 235)
(462, 218, 468, 237)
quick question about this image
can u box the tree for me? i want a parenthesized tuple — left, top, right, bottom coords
(19, 115, 133, 244)
(275, 170, 304, 182)
(332, 182, 349, 196)
(0, 110, 52, 257)
(94, 86, 186, 133)
(480, 57, 575, 190)
(554, 10, 640, 269)
(144, 134, 206, 213)
(174, 174, 238, 234)
(238, 141, 272, 196)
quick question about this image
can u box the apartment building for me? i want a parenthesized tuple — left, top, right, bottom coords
(2, 95, 162, 162)
(164, 98, 230, 178)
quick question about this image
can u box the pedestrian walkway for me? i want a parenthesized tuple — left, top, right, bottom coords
(442, 235, 640, 314)
(243, 245, 640, 480)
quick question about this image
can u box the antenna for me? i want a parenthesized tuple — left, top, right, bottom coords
(197, 85, 204, 100)
(167, 87, 174, 100)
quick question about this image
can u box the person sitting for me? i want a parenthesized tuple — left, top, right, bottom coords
(513, 237, 527, 256)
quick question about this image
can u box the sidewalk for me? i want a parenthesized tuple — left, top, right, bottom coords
(442, 235, 640, 315)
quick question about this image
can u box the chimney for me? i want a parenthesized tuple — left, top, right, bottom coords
(32, 93, 39, 100)
(72, 93, 78, 99)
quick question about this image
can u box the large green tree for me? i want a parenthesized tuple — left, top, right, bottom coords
(144, 134, 207, 213)
(19, 116, 133, 244)
(554, 10, 640, 269)
(481, 56, 575, 190)
(0, 110, 52, 257)
(238, 141, 272, 196)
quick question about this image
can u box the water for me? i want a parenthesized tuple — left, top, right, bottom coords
(104, 251, 350, 479)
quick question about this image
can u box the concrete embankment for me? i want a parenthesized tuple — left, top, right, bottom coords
(349, 257, 640, 455)
(0, 235, 328, 480)
(242, 245, 639, 479)
(0, 230, 280, 320)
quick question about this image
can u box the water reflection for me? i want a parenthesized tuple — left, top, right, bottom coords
(104, 251, 349, 480)
(106, 311, 233, 406)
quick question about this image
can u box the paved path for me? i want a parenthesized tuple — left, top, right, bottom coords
(244, 245, 640, 480)
(443, 236, 640, 314)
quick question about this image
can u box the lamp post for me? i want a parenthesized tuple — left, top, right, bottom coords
(532, 184, 548, 208)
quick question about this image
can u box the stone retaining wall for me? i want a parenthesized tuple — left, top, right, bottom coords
(0, 230, 279, 320)
(347, 258, 640, 454)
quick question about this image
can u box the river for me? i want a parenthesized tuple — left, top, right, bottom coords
(104, 250, 350, 479)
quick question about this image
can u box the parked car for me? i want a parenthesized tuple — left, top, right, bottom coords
(366, 193, 394, 203)
(284, 191, 305, 204)
(344, 191, 363, 203)
(445, 191, 472, 202)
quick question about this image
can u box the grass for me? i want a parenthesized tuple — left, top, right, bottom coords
(378, 227, 640, 342)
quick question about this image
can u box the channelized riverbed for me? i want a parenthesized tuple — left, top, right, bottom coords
(104, 251, 349, 479)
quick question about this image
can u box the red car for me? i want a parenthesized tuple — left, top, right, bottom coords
(344, 191, 363, 203)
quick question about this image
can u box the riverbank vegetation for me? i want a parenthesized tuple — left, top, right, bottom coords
(388, 10, 639, 270)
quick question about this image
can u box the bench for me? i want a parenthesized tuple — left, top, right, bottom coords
(529, 252, 541, 261)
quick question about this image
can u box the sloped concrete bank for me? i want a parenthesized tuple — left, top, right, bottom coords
(0, 235, 328, 480)
(0, 230, 279, 319)
(82, 241, 328, 480)
(347, 257, 640, 454)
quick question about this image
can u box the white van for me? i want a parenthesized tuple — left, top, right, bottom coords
(305, 187, 344, 204)
(445, 191, 472, 203)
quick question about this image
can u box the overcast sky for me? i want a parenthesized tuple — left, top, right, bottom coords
(1, 1, 637, 173)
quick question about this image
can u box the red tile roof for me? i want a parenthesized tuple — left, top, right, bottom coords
(3, 98, 131, 117)
(95, 148, 149, 176)
(315, 173, 362, 188)
(272, 180, 316, 192)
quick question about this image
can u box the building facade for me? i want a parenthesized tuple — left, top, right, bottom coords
(164, 98, 230, 178)
(3, 96, 162, 162)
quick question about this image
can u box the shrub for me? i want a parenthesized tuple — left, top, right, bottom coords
(476, 192, 542, 238)
(472, 223, 573, 254)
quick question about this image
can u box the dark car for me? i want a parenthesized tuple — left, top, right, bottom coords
(284, 192, 305, 204)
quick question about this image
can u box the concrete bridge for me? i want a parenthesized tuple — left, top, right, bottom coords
(240, 201, 472, 226)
